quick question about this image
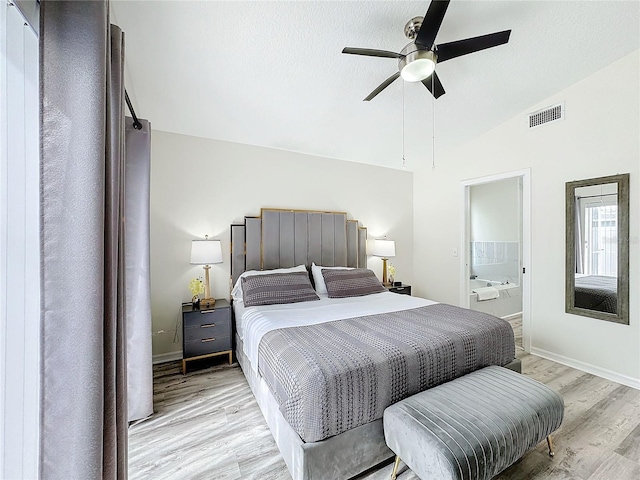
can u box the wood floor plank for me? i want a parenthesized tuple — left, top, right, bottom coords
(615, 423, 640, 463)
(507, 316, 522, 349)
(587, 451, 640, 479)
(129, 351, 640, 479)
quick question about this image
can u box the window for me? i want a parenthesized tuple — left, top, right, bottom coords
(0, 3, 40, 478)
(583, 202, 617, 276)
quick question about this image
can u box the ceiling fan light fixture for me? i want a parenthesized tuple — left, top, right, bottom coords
(342, 1, 512, 101)
(398, 49, 437, 82)
(401, 58, 435, 82)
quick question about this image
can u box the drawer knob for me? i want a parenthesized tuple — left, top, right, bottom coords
(201, 337, 216, 343)
(200, 323, 216, 328)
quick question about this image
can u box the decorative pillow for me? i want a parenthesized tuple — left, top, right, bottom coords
(322, 268, 387, 298)
(311, 262, 353, 295)
(241, 272, 320, 307)
(231, 264, 307, 301)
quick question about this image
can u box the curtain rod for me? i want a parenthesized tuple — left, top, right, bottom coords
(577, 193, 617, 200)
(125, 90, 143, 130)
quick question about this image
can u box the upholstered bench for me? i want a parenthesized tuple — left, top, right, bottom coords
(383, 366, 564, 480)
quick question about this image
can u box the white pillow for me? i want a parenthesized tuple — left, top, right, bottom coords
(311, 262, 353, 295)
(231, 264, 308, 301)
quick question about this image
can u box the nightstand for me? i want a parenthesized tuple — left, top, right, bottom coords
(182, 299, 232, 374)
(388, 284, 411, 296)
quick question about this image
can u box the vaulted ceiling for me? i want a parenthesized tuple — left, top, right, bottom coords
(111, 1, 640, 171)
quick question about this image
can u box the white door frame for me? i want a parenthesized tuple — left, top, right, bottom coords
(460, 168, 531, 352)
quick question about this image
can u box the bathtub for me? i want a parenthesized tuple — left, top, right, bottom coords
(469, 278, 522, 318)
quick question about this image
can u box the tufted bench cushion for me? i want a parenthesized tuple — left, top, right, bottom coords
(383, 366, 564, 480)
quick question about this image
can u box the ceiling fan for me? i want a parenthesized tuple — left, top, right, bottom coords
(342, 0, 511, 101)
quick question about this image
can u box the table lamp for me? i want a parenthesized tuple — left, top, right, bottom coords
(190, 235, 223, 308)
(373, 239, 396, 286)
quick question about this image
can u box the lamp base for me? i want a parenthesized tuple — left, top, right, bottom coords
(381, 257, 390, 286)
(200, 298, 216, 308)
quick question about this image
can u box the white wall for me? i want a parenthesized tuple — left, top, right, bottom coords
(413, 50, 640, 387)
(470, 178, 520, 242)
(150, 132, 414, 357)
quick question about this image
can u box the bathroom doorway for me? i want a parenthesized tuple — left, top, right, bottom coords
(461, 169, 531, 351)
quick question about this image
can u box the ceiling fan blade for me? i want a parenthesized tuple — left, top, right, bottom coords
(415, 0, 450, 48)
(342, 47, 401, 59)
(364, 72, 400, 101)
(421, 72, 446, 99)
(436, 30, 511, 63)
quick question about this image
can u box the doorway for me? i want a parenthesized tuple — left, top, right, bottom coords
(461, 169, 531, 351)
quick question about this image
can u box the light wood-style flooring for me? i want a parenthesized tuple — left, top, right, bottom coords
(508, 315, 523, 349)
(130, 342, 639, 479)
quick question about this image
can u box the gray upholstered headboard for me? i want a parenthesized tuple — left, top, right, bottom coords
(230, 208, 367, 286)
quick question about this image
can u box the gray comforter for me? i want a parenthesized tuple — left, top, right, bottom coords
(258, 303, 515, 443)
(574, 275, 617, 314)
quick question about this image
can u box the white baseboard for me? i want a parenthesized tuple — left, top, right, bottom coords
(501, 311, 523, 321)
(152, 351, 182, 365)
(530, 347, 640, 390)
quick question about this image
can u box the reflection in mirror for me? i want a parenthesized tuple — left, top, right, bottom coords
(566, 174, 629, 324)
(573, 183, 618, 314)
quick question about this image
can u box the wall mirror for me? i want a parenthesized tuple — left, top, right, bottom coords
(566, 173, 629, 324)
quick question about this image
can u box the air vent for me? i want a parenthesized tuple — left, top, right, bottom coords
(528, 103, 564, 129)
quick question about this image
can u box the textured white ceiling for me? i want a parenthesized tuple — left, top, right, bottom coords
(111, 1, 640, 171)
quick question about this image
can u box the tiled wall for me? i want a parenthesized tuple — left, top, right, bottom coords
(470, 241, 520, 284)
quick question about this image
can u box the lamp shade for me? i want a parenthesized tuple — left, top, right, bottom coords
(190, 238, 223, 265)
(372, 239, 396, 258)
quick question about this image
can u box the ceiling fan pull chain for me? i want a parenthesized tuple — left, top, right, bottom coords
(432, 73, 436, 170)
(402, 81, 406, 169)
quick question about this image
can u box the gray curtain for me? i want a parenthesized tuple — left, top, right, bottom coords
(40, 1, 128, 478)
(125, 117, 153, 422)
(575, 197, 584, 274)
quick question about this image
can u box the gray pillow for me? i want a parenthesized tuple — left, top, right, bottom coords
(321, 268, 387, 298)
(241, 271, 320, 307)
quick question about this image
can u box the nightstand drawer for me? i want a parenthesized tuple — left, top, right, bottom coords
(388, 285, 411, 295)
(184, 317, 231, 342)
(184, 335, 231, 358)
(183, 308, 229, 328)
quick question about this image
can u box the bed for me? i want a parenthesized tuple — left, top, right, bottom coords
(230, 209, 519, 480)
(574, 275, 618, 314)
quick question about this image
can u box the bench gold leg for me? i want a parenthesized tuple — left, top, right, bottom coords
(391, 455, 401, 480)
(547, 436, 555, 457)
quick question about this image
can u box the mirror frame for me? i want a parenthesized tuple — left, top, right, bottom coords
(565, 173, 630, 324)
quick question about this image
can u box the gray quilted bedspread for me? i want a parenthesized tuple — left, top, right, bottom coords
(258, 303, 515, 442)
(574, 275, 617, 314)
